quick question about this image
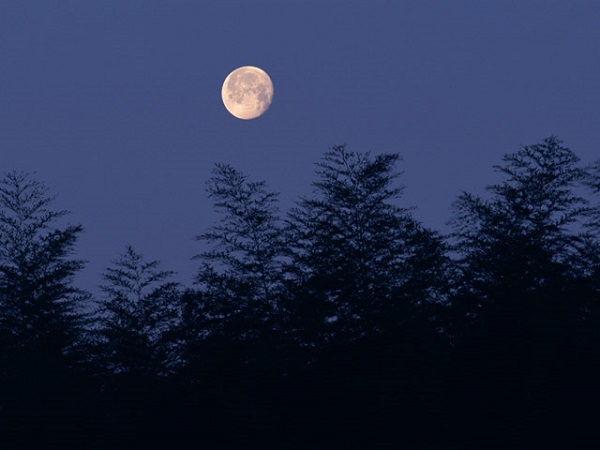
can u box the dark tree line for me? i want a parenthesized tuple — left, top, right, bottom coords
(1, 137, 599, 449)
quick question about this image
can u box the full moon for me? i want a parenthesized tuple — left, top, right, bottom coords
(221, 66, 274, 120)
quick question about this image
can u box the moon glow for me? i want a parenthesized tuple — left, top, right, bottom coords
(221, 66, 274, 120)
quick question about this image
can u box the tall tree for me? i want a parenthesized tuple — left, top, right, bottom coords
(92, 245, 181, 379)
(586, 159, 600, 233)
(579, 159, 600, 333)
(287, 145, 449, 342)
(0, 171, 86, 376)
(193, 163, 285, 341)
(447, 137, 598, 440)
(450, 136, 592, 306)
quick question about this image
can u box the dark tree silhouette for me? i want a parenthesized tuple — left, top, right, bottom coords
(447, 136, 598, 445)
(287, 145, 449, 343)
(193, 163, 285, 343)
(91, 245, 181, 379)
(586, 159, 600, 232)
(449, 136, 593, 321)
(175, 161, 292, 418)
(0, 172, 90, 447)
(0, 171, 86, 377)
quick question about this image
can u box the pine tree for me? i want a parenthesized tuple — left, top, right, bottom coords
(0, 171, 86, 377)
(287, 145, 448, 342)
(93, 245, 181, 378)
(194, 163, 285, 342)
(450, 136, 592, 305)
(579, 158, 600, 340)
(446, 138, 600, 445)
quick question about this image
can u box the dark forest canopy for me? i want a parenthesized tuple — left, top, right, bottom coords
(1, 137, 599, 449)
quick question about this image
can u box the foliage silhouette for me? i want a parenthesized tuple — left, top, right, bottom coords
(0, 171, 86, 371)
(91, 245, 182, 379)
(286, 144, 451, 346)
(1, 139, 599, 449)
(447, 136, 600, 445)
(180, 163, 290, 398)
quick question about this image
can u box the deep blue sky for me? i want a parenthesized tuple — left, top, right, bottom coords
(1, 0, 599, 291)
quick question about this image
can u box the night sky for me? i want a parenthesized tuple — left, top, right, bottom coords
(1, 0, 599, 292)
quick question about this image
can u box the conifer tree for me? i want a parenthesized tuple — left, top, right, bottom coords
(194, 163, 285, 342)
(447, 137, 600, 441)
(93, 245, 181, 378)
(586, 159, 600, 233)
(0, 171, 86, 377)
(450, 136, 592, 305)
(287, 145, 448, 342)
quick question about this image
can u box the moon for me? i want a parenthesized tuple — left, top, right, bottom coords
(221, 66, 274, 120)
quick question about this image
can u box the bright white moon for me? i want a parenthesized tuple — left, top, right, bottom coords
(221, 66, 274, 120)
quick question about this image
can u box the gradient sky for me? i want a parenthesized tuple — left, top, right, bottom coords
(1, 0, 599, 292)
